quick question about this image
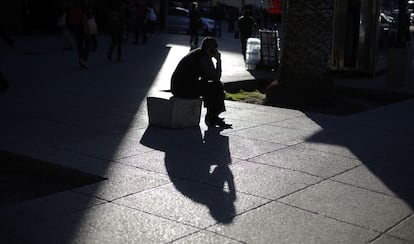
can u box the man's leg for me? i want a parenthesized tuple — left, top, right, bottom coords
(203, 82, 231, 128)
(240, 35, 248, 60)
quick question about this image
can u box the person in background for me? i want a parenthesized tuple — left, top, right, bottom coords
(189, 2, 202, 49)
(236, 8, 257, 60)
(134, 0, 148, 44)
(68, 0, 90, 69)
(147, 3, 157, 36)
(212, 3, 225, 37)
(122, 0, 134, 42)
(56, 7, 74, 51)
(86, 7, 98, 51)
(107, 0, 124, 62)
(171, 37, 231, 128)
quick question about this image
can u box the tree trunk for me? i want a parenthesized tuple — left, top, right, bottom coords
(266, 0, 335, 107)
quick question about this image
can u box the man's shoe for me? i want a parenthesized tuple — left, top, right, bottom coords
(205, 118, 232, 129)
(215, 119, 232, 129)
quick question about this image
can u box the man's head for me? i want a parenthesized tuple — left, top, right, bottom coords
(200, 37, 219, 57)
(243, 9, 251, 16)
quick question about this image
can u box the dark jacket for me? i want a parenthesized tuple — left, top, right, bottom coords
(237, 15, 257, 36)
(171, 48, 221, 98)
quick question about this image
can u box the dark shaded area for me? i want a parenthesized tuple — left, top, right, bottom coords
(0, 150, 105, 207)
(140, 126, 236, 223)
(305, 116, 414, 209)
(224, 77, 413, 116)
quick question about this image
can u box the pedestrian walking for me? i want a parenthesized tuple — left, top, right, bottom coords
(147, 3, 157, 36)
(56, 7, 74, 51)
(236, 8, 257, 60)
(134, 0, 148, 44)
(107, 0, 124, 62)
(122, 0, 134, 42)
(212, 3, 225, 37)
(86, 7, 98, 51)
(189, 2, 203, 50)
(68, 0, 90, 69)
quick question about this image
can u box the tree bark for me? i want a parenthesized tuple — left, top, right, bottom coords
(265, 0, 335, 107)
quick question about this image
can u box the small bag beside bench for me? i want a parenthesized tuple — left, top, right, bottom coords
(147, 96, 202, 128)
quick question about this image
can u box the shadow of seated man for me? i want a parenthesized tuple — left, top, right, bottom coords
(140, 125, 236, 223)
(164, 127, 235, 223)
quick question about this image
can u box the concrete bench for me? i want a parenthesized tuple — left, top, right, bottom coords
(147, 95, 202, 129)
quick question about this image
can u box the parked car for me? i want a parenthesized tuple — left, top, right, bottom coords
(380, 12, 395, 31)
(167, 7, 216, 35)
(409, 0, 414, 25)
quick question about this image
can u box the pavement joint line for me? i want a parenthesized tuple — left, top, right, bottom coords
(49, 147, 122, 168)
(200, 198, 275, 228)
(168, 229, 204, 243)
(97, 181, 173, 203)
(7, 197, 108, 233)
(243, 158, 326, 179)
(292, 141, 361, 160)
(111, 199, 214, 231)
(275, 201, 384, 235)
(273, 179, 328, 203)
(329, 176, 414, 202)
(115, 173, 279, 219)
(367, 213, 414, 243)
(368, 233, 412, 243)
(70, 189, 111, 203)
(221, 133, 291, 146)
(169, 228, 246, 244)
(321, 164, 362, 180)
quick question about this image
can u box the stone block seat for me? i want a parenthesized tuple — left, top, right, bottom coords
(146, 94, 202, 129)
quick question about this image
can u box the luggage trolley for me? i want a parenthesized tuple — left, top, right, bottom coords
(259, 29, 281, 69)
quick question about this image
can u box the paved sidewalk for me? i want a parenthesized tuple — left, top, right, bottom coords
(0, 31, 413, 244)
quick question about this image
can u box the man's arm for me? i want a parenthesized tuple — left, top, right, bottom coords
(200, 53, 221, 82)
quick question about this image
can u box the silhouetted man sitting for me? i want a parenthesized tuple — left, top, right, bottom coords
(171, 37, 231, 128)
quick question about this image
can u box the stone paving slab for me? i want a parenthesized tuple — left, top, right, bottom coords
(327, 125, 412, 161)
(223, 106, 304, 125)
(279, 180, 413, 232)
(269, 113, 357, 133)
(57, 129, 153, 161)
(172, 230, 243, 243)
(349, 99, 414, 136)
(0, 118, 104, 147)
(385, 214, 414, 242)
(226, 124, 324, 146)
(372, 235, 414, 244)
(206, 134, 286, 161)
(0, 191, 105, 232)
(114, 182, 269, 228)
(73, 167, 170, 201)
(249, 145, 362, 178)
(227, 160, 321, 200)
(12, 203, 199, 244)
(208, 201, 379, 244)
(332, 162, 414, 200)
